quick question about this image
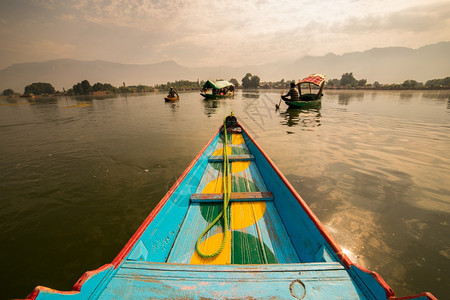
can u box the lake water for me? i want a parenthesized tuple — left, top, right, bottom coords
(1, 90, 449, 299)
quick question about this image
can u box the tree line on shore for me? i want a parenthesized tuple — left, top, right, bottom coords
(2, 73, 450, 97)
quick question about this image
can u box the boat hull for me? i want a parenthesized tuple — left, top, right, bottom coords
(164, 96, 179, 101)
(285, 99, 321, 108)
(25, 117, 436, 300)
(284, 93, 322, 108)
(200, 92, 234, 99)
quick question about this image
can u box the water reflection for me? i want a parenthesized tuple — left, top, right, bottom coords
(6, 98, 18, 104)
(242, 91, 260, 99)
(72, 94, 120, 102)
(26, 97, 58, 105)
(421, 91, 450, 101)
(203, 99, 222, 117)
(338, 91, 364, 105)
(399, 92, 414, 102)
(279, 107, 322, 128)
(165, 101, 179, 113)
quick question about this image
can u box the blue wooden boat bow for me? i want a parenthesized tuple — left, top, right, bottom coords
(25, 114, 436, 299)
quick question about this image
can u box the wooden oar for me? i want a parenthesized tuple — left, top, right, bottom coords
(275, 88, 284, 110)
(275, 97, 282, 110)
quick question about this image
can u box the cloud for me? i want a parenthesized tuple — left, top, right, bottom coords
(334, 2, 450, 33)
(31, 40, 77, 58)
(0, 0, 449, 69)
(69, 0, 187, 31)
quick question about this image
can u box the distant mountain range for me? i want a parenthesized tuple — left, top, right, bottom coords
(1, 42, 449, 92)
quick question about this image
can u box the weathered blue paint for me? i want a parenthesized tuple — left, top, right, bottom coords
(99, 261, 364, 299)
(26, 119, 436, 300)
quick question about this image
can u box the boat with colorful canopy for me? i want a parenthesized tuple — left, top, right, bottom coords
(283, 74, 326, 108)
(25, 114, 436, 300)
(200, 80, 235, 99)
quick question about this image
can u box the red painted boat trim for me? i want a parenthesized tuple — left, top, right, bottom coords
(390, 292, 438, 300)
(238, 122, 399, 297)
(111, 126, 221, 267)
(25, 264, 113, 299)
(26, 287, 78, 300)
(353, 263, 395, 297)
(72, 263, 112, 291)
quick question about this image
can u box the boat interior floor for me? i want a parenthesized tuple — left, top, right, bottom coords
(97, 131, 376, 299)
(167, 131, 300, 265)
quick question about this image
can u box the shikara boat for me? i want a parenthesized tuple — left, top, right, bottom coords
(284, 74, 326, 108)
(26, 114, 436, 300)
(200, 80, 235, 99)
(164, 96, 179, 102)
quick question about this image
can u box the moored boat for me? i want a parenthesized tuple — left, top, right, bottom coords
(25, 114, 436, 300)
(283, 74, 326, 108)
(200, 80, 235, 99)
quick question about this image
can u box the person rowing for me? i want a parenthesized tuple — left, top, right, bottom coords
(168, 86, 179, 98)
(281, 82, 299, 102)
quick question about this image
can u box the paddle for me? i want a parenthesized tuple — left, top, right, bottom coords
(275, 97, 282, 110)
(275, 88, 284, 110)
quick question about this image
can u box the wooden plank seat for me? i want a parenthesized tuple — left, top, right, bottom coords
(208, 154, 255, 162)
(190, 191, 273, 203)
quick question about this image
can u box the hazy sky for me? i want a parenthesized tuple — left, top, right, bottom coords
(0, 0, 449, 69)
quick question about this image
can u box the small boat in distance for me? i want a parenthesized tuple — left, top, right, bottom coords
(164, 96, 179, 102)
(283, 74, 326, 108)
(165, 87, 179, 101)
(200, 80, 235, 99)
(25, 114, 436, 300)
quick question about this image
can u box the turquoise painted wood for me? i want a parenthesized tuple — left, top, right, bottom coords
(99, 262, 363, 299)
(25, 116, 436, 300)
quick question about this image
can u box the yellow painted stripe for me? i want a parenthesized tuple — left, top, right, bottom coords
(190, 232, 231, 264)
(232, 133, 245, 145)
(231, 161, 250, 174)
(231, 201, 266, 230)
(212, 146, 232, 156)
(203, 178, 223, 193)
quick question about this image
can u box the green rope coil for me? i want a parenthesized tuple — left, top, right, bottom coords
(195, 117, 232, 258)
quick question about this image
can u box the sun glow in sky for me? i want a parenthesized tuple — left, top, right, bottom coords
(0, 0, 449, 69)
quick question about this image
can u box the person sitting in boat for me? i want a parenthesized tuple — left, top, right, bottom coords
(281, 82, 299, 101)
(168, 87, 178, 98)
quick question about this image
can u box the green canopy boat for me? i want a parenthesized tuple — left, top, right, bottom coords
(283, 74, 326, 108)
(200, 80, 235, 99)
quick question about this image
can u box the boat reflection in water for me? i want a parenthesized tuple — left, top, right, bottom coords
(280, 107, 322, 129)
(242, 91, 260, 99)
(202, 99, 222, 117)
